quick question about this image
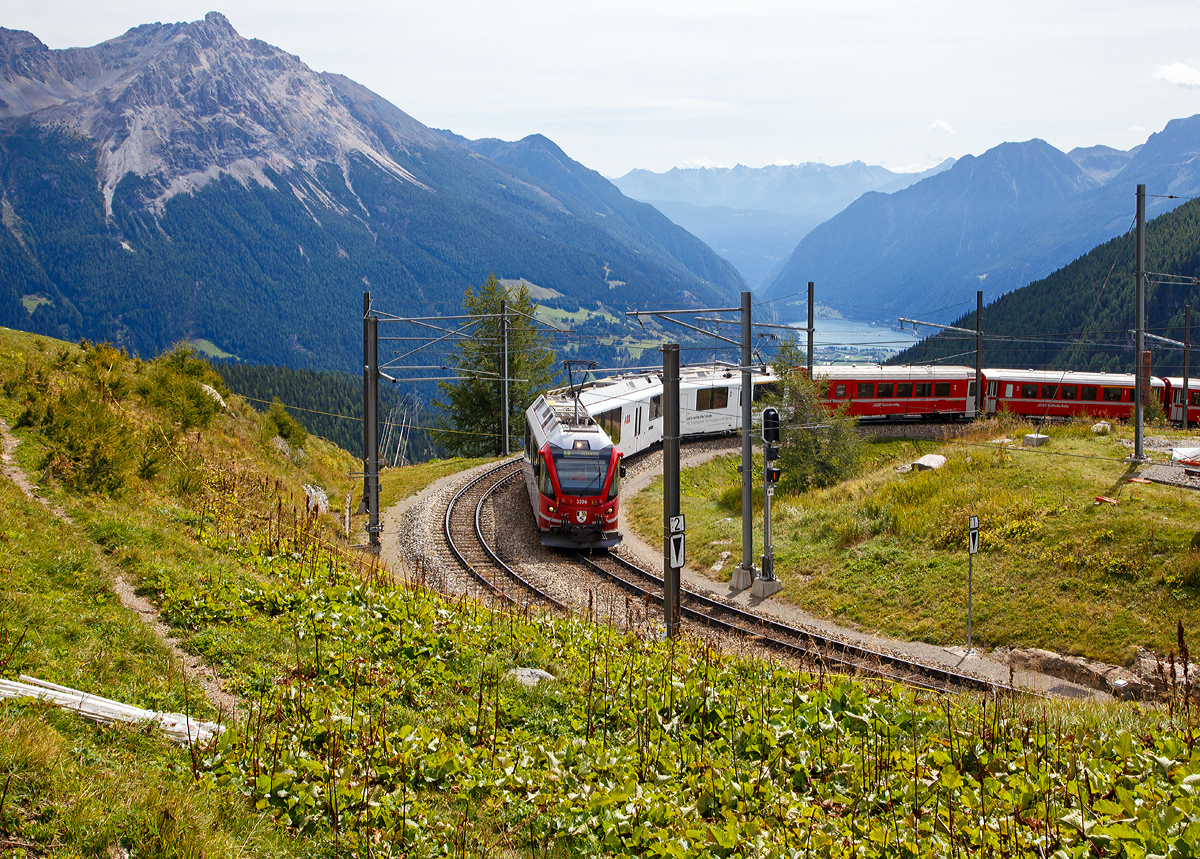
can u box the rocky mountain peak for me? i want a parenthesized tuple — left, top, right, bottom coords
(0, 13, 432, 217)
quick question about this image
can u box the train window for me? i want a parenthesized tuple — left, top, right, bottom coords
(857, 382, 874, 398)
(914, 383, 931, 397)
(1081, 386, 1098, 400)
(597, 408, 622, 445)
(607, 460, 620, 500)
(1192, 391, 1200, 407)
(551, 446, 614, 495)
(697, 387, 729, 411)
(1021, 384, 1038, 399)
(831, 384, 847, 398)
(1061, 385, 1077, 400)
(539, 457, 554, 496)
(934, 382, 950, 397)
(970, 381, 980, 398)
(753, 382, 780, 402)
(1004, 384, 1013, 398)
(878, 383, 894, 398)
(896, 383, 913, 397)
(1102, 387, 1123, 402)
(1041, 385, 1058, 399)
(649, 395, 662, 421)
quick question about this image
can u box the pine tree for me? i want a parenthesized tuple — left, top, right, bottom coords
(766, 338, 861, 490)
(432, 275, 557, 457)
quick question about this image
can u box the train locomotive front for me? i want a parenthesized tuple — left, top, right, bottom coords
(524, 394, 623, 549)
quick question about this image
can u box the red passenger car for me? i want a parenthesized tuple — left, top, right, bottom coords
(816, 364, 979, 419)
(980, 369, 1166, 420)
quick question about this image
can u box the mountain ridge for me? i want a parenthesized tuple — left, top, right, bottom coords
(0, 14, 744, 371)
(759, 124, 1198, 322)
(609, 158, 956, 286)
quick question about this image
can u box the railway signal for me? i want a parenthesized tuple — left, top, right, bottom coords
(762, 407, 779, 443)
(754, 408, 783, 598)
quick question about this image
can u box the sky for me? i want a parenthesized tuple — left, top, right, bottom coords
(5, 0, 1200, 177)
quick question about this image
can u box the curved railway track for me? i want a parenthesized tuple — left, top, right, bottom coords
(578, 550, 1003, 695)
(440, 452, 1008, 697)
(443, 458, 567, 611)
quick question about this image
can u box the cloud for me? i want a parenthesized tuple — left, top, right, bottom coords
(929, 119, 956, 135)
(1153, 62, 1200, 88)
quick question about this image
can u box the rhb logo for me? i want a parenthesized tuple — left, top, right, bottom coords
(575, 510, 587, 524)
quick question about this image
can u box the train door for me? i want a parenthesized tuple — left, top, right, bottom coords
(1171, 386, 1185, 424)
(986, 381, 999, 415)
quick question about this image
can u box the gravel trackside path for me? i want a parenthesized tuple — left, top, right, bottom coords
(382, 444, 1118, 701)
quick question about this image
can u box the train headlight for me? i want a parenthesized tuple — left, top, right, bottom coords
(547, 505, 556, 514)
(605, 506, 614, 516)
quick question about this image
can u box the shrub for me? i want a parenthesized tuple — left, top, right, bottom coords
(266, 398, 307, 449)
(137, 344, 226, 429)
(762, 339, 862, 492)
(40, 385, 131, 495)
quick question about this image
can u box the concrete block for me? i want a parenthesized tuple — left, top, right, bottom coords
(730, 567, 754, 591)
(751, 577, 782, 598)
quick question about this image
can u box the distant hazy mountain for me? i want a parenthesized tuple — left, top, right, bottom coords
(610, 160, 954, 287)
(892, 194, 1200, 375)
(0, 14, 742, 371)
(759, 123, 1197, 323)
(1068, 144, 1142, 183)
(435, 131, 745, 294)
(636, 202, 818, 293)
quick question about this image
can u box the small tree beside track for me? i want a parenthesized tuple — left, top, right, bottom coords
(765, 337, 862, 491)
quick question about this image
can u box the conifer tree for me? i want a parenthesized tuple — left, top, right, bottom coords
(765, 338, 861, 490)
(432, 275, 557, 457)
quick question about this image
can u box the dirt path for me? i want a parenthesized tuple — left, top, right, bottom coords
(0, 418, 239, 719)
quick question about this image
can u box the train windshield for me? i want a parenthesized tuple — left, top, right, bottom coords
(550, 446, 614, 495)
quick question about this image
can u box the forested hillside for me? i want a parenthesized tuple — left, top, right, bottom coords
(0, 17, 742, 375)
(216, 363, 441, 462)
(893, 196, 1200, 374)
(763, 115, 1200, 326)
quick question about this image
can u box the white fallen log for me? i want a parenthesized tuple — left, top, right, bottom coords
(1, 675, 225, 745)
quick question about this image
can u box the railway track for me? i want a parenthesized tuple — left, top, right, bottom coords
(439, 453, 1006, 696)
(442, 458, 567, 611)
(577, 550, 1004, 695)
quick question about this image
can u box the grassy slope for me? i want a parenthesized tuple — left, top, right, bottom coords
(628, 415, 1200, 665)
(0, 327, 481, 856)
(7, 327, 1200, 857)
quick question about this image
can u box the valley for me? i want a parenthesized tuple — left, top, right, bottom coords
(2, 7, 1200, 857)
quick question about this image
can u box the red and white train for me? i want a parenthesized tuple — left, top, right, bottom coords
(523, 391, 624, 549)
(524, 361, 1198, 548)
